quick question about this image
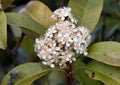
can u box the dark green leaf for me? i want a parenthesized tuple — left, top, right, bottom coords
(103, 0, 120, 18)
(69, 0, 103, 32)
(72, 60, 100, 85)
(47, 71, 65, 85)
(1, 63, 52, 85)
(0, 11, 7, 49)
(21, 37, 34, 58)
(87, 60, 120, 85)
(6, 13, 46, 37)
(88, 41, 120, 66)
(105, 18, 120, 39)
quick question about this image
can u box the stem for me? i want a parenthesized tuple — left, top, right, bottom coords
(61, 0, 64, 7)
(0, 58, 7, 74)
(64, 63, 76, 85)
(11, 33, 25, 66)
(12, 33, 25, 53)
(101, 12, 106, 41)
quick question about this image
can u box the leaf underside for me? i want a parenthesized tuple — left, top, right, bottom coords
(88, 41, 120, 66)
(87, 60, 120, 85)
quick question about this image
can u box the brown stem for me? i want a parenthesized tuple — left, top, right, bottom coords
(11, 33, 25, 66)
(61, 0, 64, 7)
(101, 12, 106, 41)
(64, 63, 76, 85)
(12, 33, 25, 53)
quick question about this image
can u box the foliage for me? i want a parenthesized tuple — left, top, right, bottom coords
(1, 63, 52, 85)
(0, 0, 120, 85)
(69, 0, 103, 32)
(88, 41, 120, 66)
(0, 11, 7, 49)
(87, 60, 120, 85)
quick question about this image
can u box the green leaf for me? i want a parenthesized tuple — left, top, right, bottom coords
(20, 1, 55, 28)
(0, 11, 7, 49)
(48, 71, 65, 85)
(72, 60, 100, 85)
(69, 0, 103, 32)
(0, 41, 4, 49)
(6, 13, 46, 37)
(103, 0, 120, 18)
(86, 60, 120, 85)
(11, 26, 22, 38)
(88, 41, 120, 66)
(1, 63, 52, 85)
(1, 0, 14, 9)
(105, 18, 120, 39)
(21, 37, 34, 58)
(95, 18, 120, 40)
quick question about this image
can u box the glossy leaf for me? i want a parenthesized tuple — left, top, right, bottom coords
(1, 0, 14, 9)
(20, 1, 55, 28)
(72, 60, 100, 85)
(0, 11, 7, 49)
(69, 0, 103, 32)
(1, 63, 52, 85)
(88, 41, 120, 66)
(86, 60, 120, 85)
(6, 13, 46, 37)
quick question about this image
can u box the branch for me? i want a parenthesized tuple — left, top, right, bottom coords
(12, 33, 25, 54)
(11, 33, 25, 66)
(64, 63, 76, 85)
(101, 12, 106, 41)
(61, 0, 64, 7)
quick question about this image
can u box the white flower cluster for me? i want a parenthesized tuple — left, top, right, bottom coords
(34, 7, 91, 68)
(51, 7, 77, 23)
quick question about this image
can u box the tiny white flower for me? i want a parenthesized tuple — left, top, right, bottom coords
(58, 32, 62, 37)
(42, 55, 46, 59)
(84, 52, 88, 56)
(50, 59, 55, 63)
(66, 43, 70, 47)
(66, 58, 70, 61)
(35, 38, 41, 43)
(72, 57, 76, 61)
(42, 61, 47, 65)
(55, 47, 60, 51)
(48, 55, 52, 59)
(61, 17, 65, 20)
(50, 64, 55, 68)
(51, 7, 77, 23)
